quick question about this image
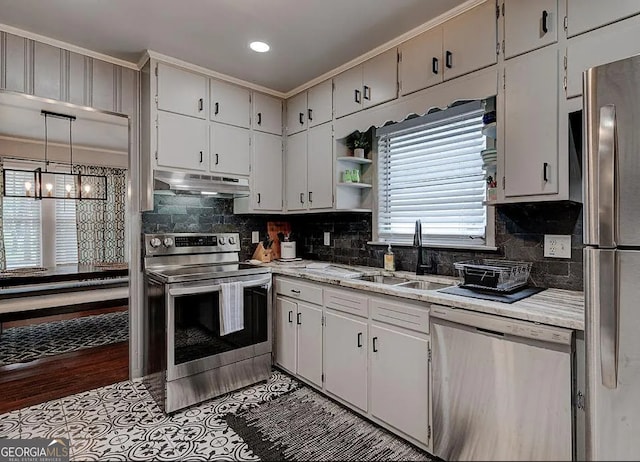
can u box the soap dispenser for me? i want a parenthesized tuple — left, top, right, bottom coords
(384, 244, 395, 271)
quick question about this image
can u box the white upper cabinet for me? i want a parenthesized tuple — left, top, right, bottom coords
(157, 63, 207, 119)
(566, 14, 640, 98)
(252, 92, 283, 135)
(157, 110, 208, 171)
(566, 0, 640, 37)
(285, 131, 308, 211)
(334, 48, 397, 118)
(362, 48, 398, 109)
(209, 79, 250, 128)
(399, 26, 444, 96)
(333, 65, 364, 119)
(286, 91, 307, 135)
(442, 0, 497, 81)
(307, 80, 333, 127)
(504, 46, 559, 197)
(252, 131, 283, 210)
(504, 0, 558, 58)
(307, 122, 333, 210)
(210, 123, 250, 177)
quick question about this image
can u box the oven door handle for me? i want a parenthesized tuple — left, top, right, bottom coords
(168, 275, 272, 296)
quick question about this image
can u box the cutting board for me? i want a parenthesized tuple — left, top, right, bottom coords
(267, 221, 292, 260)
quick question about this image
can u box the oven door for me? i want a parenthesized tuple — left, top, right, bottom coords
(166, 273, 272, 381)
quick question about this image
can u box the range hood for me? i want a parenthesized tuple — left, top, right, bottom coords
(153, 170, 249, 197)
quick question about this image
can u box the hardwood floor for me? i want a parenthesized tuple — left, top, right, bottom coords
(0, 306, 129, 414)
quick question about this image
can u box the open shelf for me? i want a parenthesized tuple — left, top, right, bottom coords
(337, 182, 372, 189)
(336, 156, 373, 165)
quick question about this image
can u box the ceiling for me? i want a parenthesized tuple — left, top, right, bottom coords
(0, 0, 467, 93)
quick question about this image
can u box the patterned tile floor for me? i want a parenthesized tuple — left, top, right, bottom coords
(0, 370, 298, 461)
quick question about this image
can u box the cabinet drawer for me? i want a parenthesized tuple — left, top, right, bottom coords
(325, 288, 368, 318)
(275, 278, 323, 305)
(370, 297, 429, 334)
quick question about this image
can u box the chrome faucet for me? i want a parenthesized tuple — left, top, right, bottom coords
(414, 219, 433, 275)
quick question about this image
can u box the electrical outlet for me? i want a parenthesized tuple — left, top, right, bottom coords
(544, 235, 572, 259)
(324, 232, 331, 246)
(251, 231, 260, 244)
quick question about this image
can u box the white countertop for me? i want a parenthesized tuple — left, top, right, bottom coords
(265, 260, 585, 331)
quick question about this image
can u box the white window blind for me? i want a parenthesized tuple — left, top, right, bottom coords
(3, 170, 42, 268)
(377, 101, 487, 244)
(54, 176, 78, 265)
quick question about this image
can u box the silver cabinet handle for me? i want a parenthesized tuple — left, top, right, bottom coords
(598, 104, 617, 248)
(599, 249, 619, 389)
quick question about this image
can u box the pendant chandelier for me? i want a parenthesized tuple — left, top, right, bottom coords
(2, 110, 107, 201)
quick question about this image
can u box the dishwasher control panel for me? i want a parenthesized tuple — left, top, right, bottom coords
(430, 305, 573, 345)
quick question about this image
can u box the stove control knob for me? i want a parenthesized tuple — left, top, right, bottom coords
(218, 236, 226, 245)
(150, 238, 162, 248)
(163, 237, 174, 248)
(228, 236, 236, 245)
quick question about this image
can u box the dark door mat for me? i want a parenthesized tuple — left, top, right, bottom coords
(223, 386, 433, 461)
(438, 285, 544, 303)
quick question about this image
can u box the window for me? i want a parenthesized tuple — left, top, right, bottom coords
(376, 101, 489, 246)
(3, 168, 78, 268)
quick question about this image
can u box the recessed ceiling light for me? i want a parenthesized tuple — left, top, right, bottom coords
(249, 41, 270, 53)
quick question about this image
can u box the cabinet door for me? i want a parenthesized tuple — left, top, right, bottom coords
(210, 123, 250, 177)
(252, 132, 283, 210)
(324, 312, 368, 411)
(285, 131, 308, 211)
(210, 79, 250, 128)
(504, 0, 558, 58)
(253, 92, 282, 135)
(33, 42, 62, 100)
(286, 92, 307, 135)
(157, 111, 208, 171)
(504, 46, 559, 197)
(566, 14, 640, 98)
(399, 26, 443, 96)
(443, 0, 497, 81)
(333, 65, 363, 118)
(363, 48, 398, 108)
(307, 122, 333, 210)
(307, 80, 333, 127)
(370, 325, 430, 445)
(567, 0, 640, 37)
(157, 63, 207, 119)
(296, 302, 323, 387)
(275, 297, 297, 373)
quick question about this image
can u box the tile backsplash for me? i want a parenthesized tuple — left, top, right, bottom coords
(142, 194, 584, 291)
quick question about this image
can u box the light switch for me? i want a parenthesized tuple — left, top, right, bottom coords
(324, 232, 331, 246)
(252, 231, 260, 244)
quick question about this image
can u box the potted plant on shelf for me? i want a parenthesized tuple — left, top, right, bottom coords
(346, 130, 370, 158)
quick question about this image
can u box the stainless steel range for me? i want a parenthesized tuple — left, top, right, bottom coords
(142, 232, 272, 413)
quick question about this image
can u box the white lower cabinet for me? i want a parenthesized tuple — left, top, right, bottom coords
(324, 311, 368, 411)
(370, 324, 431, 446)
(274, 295, 323, 387)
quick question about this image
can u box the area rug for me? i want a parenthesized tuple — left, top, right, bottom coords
(0, 311, 128, 366)
(223, 385, 433, 461)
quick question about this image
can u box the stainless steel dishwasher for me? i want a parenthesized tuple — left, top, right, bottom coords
(430, 305, 574, 461)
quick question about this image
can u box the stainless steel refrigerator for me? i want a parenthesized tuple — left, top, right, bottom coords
(584, 55, 640, 460)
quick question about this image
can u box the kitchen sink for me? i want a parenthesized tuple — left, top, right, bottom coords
(395, 280, 451, 291)
(356, 275, 412, 285)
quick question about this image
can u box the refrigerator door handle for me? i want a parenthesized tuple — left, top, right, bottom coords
(598, 104, 617, 248)
(599, 249, 619, 389)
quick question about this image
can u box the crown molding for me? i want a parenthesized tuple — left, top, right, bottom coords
(282, 0, 486, 98)
(145, 50, 287, 98)
(0, 23, 139, 70)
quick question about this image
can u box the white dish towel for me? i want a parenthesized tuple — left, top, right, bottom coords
(219, 281, 244, 336)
